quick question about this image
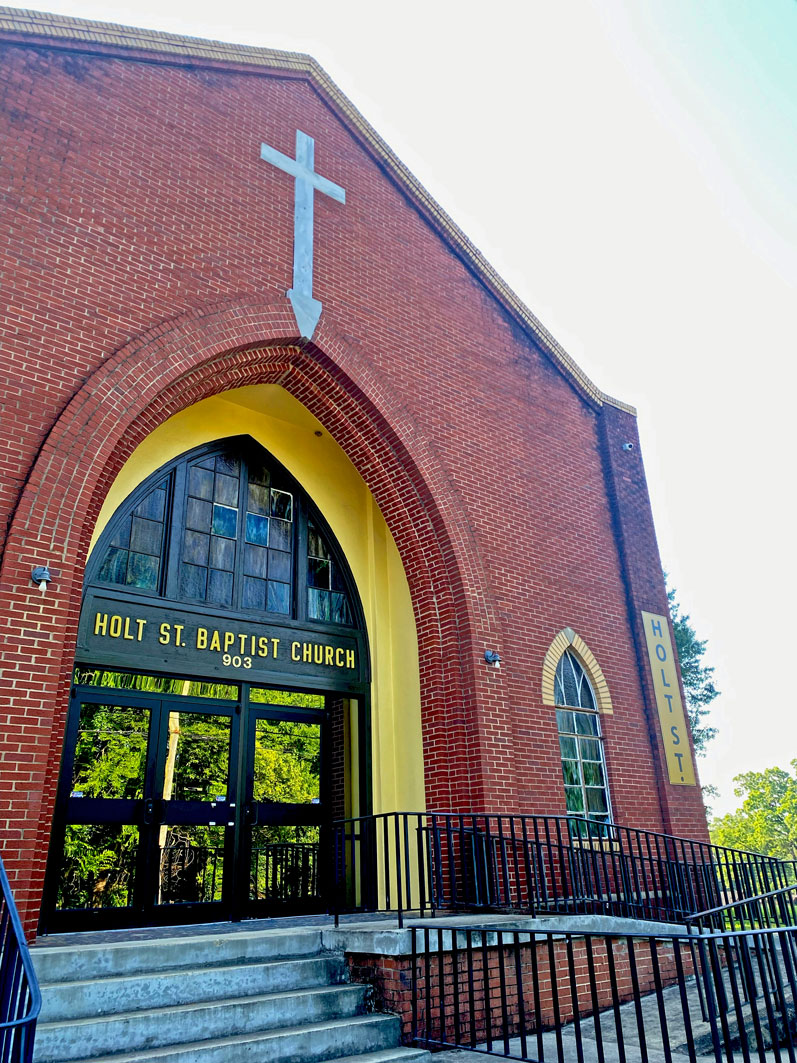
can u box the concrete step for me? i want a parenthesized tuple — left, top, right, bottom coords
(34, 983, 368, 1062)
(329, 1050, 431, 1062)
(39, 953, 346, 1022)
(32, 928, 325, 983)
(52, 1013, 420, 1063)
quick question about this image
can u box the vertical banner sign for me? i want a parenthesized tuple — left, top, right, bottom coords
(641, 611, 697, 786)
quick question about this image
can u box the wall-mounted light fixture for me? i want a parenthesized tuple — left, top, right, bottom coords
(484, 650, 501, 669)
(31, 565, 52, 596)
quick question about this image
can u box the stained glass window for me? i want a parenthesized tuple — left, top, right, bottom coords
(179, 453, 241, 608)
(178, 451, 293, 614)
(307, 519, 352, 625)
(96, 479, 168, 592)
(554, 650, 612, 829)
(90, 440, 358, 629)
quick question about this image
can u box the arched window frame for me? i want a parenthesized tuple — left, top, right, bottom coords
(542, 629, 614, 832)
(85, 436, 366, 637)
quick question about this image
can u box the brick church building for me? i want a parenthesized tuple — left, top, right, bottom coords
(0, 8, 706, 938)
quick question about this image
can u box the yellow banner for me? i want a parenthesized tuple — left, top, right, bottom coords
(641, 611, 697, 786)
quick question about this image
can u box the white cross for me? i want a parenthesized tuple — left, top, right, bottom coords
(260, 130, 346, 340)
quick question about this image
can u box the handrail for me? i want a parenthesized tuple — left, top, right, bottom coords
(334, 810, 792, 863)
(687, 881, 797, 924)
(410, 919, 797, 1061)
(686, 879, 797, 934)
(330, 810, 795, 928)
(0, 853, 41, 1062)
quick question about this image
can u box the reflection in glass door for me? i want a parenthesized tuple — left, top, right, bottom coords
(47, 683, 238, 932)
(244, 710, 325, 913)
(57, 699, 153, 913)
(156, 708, 233, 907)
(45, 677, 333, 931)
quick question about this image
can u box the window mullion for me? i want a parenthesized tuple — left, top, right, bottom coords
(164, 464, 187, 601)
(231, 463, 247, 612)
(295, 496, 308, 623)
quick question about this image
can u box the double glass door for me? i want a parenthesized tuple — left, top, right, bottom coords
(45, 679, 326, 931)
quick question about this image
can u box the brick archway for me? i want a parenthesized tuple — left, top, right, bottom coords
(0, 299, 503, 931)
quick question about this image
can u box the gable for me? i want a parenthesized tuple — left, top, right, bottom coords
(0, 4, 634, 416)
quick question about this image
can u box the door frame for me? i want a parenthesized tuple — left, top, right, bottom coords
(239, 701, 326, 918)
(40, 677, 371, 933)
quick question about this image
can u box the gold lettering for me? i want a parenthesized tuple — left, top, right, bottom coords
(292, 641, 301, 661)
(122, 617, 135, 641)
(109, 615, 122, 638)
(335, 647, 344, 667)
(239, 634, 248, 654)
(94, 612, 108, 636)
(135, 619, 147, 642)
(313, 644, 323, 664)
(223, 632, 235, 652)
(271, 638, 280, 657)
(325, 645, 334, 666)
(174, 624, 185, 647)
(346, 649, 355, 669)
(257, 636, 269, 658)
(209, 631, 221, 652)
(196, 627, 207, 649)
(160, 623, 171, 645)
(303, 643, 313, 663)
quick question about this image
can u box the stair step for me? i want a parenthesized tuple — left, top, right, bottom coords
(32, 928, 325, 983)
(329, 1050, 431, 1062)
(49, 1013, 409, 1063)
(34, 984, 368, 1062)
(39, 953, 346, 1022)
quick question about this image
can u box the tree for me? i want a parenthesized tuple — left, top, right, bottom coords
(667, 582, 719, 755)
(710, 763, 797, 861)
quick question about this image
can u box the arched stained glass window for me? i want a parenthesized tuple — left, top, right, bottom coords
(96, 477, 169, 592)
(554, 650, 612, 827)
(90, 437, 358, 630)
(307, 519, 352, 625)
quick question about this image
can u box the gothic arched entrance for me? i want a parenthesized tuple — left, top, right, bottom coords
(42, 436, 370, 932)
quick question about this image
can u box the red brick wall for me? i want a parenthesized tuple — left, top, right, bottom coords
(347, 935, 699, 1045)
(0, 25, 706, 932)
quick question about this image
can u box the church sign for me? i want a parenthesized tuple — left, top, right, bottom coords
(641, 611, 697, 786)
(77, 590, 366, 689)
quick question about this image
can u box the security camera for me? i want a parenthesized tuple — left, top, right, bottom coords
(622, 442, 634, 451)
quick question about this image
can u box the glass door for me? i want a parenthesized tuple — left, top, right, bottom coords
(48, 692, 160, 930)
(45, 685, 239, 931)
(242, 704, 326, 915)
(44, 676, 340, 931)
(153, 698, 238, 916)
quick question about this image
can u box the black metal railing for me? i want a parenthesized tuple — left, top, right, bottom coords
(331, 811, 795, 927)
(250, 842, 319, 903)
(159, 844, 224, 904)
(411, 921, 797, 1062)
(0, 855, 40, 1063)
(687, 881, 797, 934)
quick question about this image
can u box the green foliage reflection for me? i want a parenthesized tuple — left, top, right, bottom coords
(250, 720, 322, 902)
(71, 703, 149, 799)
(58, 824, 138, 909)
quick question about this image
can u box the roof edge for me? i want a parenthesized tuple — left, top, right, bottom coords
(0, 6, 637, 417)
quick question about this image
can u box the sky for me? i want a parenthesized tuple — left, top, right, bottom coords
(11, 0, 797, 815)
